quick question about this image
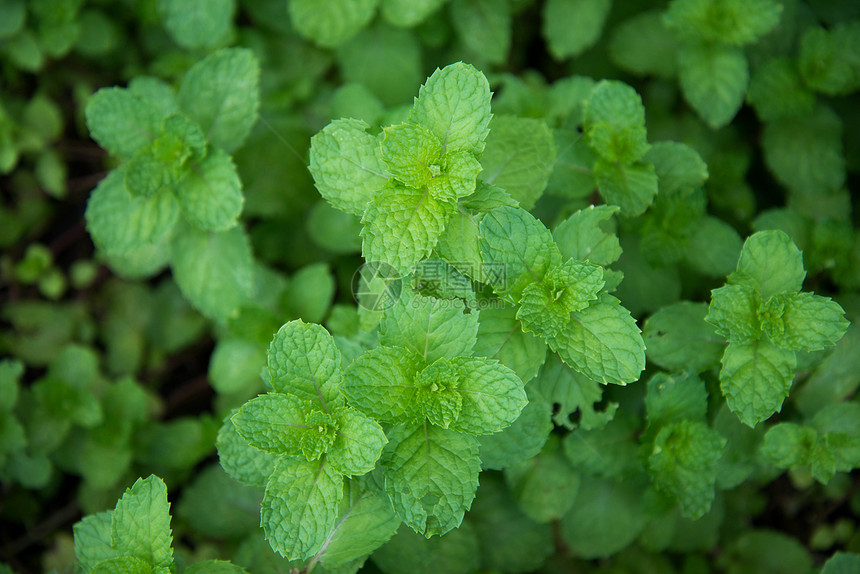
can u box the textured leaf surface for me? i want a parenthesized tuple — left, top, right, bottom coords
(678, 44, 748, 129)
(110, 476, 173, 569)
(584, 80, 649, 165)
(593, 160, 658, 217)
(267, 320, 343, 409)
(664, 0, 782, 45)
(479, 390, 553, 470)
(216, 415, 277, 487)
(730, 230, 805, 299)
(176, 149, 243, 232)
(553, 204, 622, 266)
(646, 141, 708, 194)
(720, 339, 796, 427)
(233, 394, 335, 459)
(289, 0, 378, 47)
(161, 0, 234, 50)
(342, 346, 423, 423)
(532, 354, 617, 430)
(328, 407, 388, 476)
(445, 357, 526, 435)
(382, 422, 480, 536)
(765, 292, 849, 352)
(261, 457, 343, 560)
(706, 284, 763, 342)
(86, 87, 163, 160)
(473, 304, 547, 383)
(177, 47, 259, 153)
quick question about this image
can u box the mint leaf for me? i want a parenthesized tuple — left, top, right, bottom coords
(645, 372, 709, 430)
(799, 24, 860, 96)
(542, 0, 611, 60)
(372, 520, 480, 574)
(763, 292, 849, 352)
(362, 184, 453, 274)
(381, 422, 481, 537)
(85, 169, 179, 257)
(549, 295, 646, 385)
(216, 415, 277, 487)
(553, 205, 622, 266)
(261, 457, 343, 559)
(289, 0, 378, 47)
(747, 58, 816, 122)
(309, 119, 389, 217)
(645, 141, 709, 194)
(343, 346, 423, 424)
(445, 357, 527, 435)
(327, 407, 388, 476)
(381, 0, 446, 27)
(267, 320, 343, 409)
(644, 302, 725, 373)
(563, 413, 641, 478)
(74, 512, 117, 569)
(86, 87, 163, 160)
(90, 556, 154, 573)
(161, 0, 234, 50)
(478, 206, 561, 300)
(479, 389, 553, 470)
(678, 44, 749, 129)
(111, 476, 173, 569)
(609, 11, 679, 78)
(479, 115, 556, 210)
(706, 284, 763, 342)
(664, 0, 782, 46)
(170, 225, 253, 322)
(593, 160, 659, 217)
(380, 289, 478, 363)
(822, 552, 860, 574)
(505, 436, 580, 523)
(532, 354, 618, 430)
(473, 303, 547, 383)
(409, 62, 492, 156)
(176, 149, 243, 232)
(184, 560, 248, 574)
(760, 422, 821, 474)
(545, 129, 597, 199)
(720, 339, 796, 427)
(685, 215, 744, 278)
(730, 230, 805, 300)
(583, 81, 649, 165)
(177, 47, 259, 153)
(449, 0, 511, 65)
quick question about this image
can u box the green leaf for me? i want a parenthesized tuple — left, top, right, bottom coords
(184, 560, 248, 574)
(810, 403, 860, 476)
(609, 10, 679, 78)
(381, 123, 443, 191)
(361, 184, 454, 274)
(309, 119, 389, 217)
(233, 394, 337, 460)
(532, 354, 617, 430)
(583, 81, 649, 165)
(562, 413, 641, 478)
(747, 58, 816, 122)
(685, 215, 744, 278)
(760, 422, 820, 471)
(648, 419, 725, 519)
(176, 149, 243, 232)
(542, 0, 611, 60)
(343, 346, 423, 423)
(706, 284, 763, 342)
(327, 407, 388, 476)
(74, 512, 117, 570)
(267, 320, 343, 409)
(664, 0, 782, 45)
(261, 457, 343, 560)
(86, 168, 179, 257)
(479, 116, 556, 210)
(478, 389, 553, 470)
(380, 289, 478, 363)
(170, 225, 254, 322)
(449, 0, 511, 65)
(86, 88, 163, 160)
(645, 371, 709, 430)
(381, 0, 446, 27)
(473, 303, 547, 383)
(794, 324, 860, 417)
(289, 0, 378, 47)
(593, 160, 659, 217)
(763, 292, 849, 352)
(729, 230, 805, 300)
(91, 556, 154, 574)
(216, 415, 278, 487)
(720, 339, 796, 427)
(111, 476, 173, 569)
(553, 204, 622, 266)
(176, 465, 262, 540)
(762, 106, 846, 196)
(549, 295, 646, 385)
(723, 530, 812, 574)
(645, 141, 709, 194)
(799, 24, 860, 96)
(505, 436, 580, 523)
(381, 422, 481, 537)
(678, 44, 749, 129)
(177, 47, 259, 153)
(643, 302, 725, 373)
(161, 0, 234, 50)
(545, 129, 597, 199)
(444, 357, 527, 435)
(560, 476, 649, 559)
(409, 62, 492, 156)
(478, 206, 561, 300)
(0, 359, 23, 412)
(823, 553, 860, 574)
(372, 520, 480, 574)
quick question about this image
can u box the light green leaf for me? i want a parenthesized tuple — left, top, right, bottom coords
(648, 419, 725, 519)
(74, 512, 118, 569)
(760, 422, 818, 470)
(233, 394, 337, 460)
(645, 141, 708, 194)
(747, 58, 816, 122)
(176, 149, 243, 231)
(342, 346, 423, 423)
(381, 0, 446, 27)
(309, 119, 389, 217)
(764, 292, 849, 352)
(381, 290, 477, 364)
(289, 0, 378, 47)
(593, 160, 658, 217)
(480, 116, 556, 210)
(473, 303, 547, 383)
(553, 204, 622, 266)
(609, 10, 679, 78)
(441, 357, 527, 435)
(91, 556, 154, 574)
(361, 184, 453, 275)
(216, 415, 278, 487)
(583, 80, 649, 165)
(706, 284, 763, 342)
(720, 339, 796, 427)
(762, 106, 846, 196)
(799, 24, 860, 97)
(177, 47, 259, 153)
(328, 407, 388, 476)
(505, 436, 580, 523)
(543, 0, 611, 60)
(664, 0, 782, 46)
(685, 215, 744, 278)
(161, 0, 234, 50)
(545, 129, 597, 199)
(111, 476, 173, 569)
(382, 422, 481, 537)
(409, 62, 492, 156)
(532, 354, 617, 430)
(449, 0, 511, 65)
(643, 302, 725, 373)
(678, 44, 749, 129)
(478, 206, 561, 300)
(261, 457, 343, 560)
(86, 87, 163, 160)
(86, 168, 179, 257)
(729, 230, 805, 299)
(822, 552, 860, 574)
(549, 295, 646, 385)
(562, 412, 641, 478)
(645, 371, 709, 429)
(380, 123, 443, 190)
(479, 389, 553, 470)
(170, 225, 254, 322)
(267, 320, 343, 409)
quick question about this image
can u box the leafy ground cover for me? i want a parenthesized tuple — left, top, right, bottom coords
(1, 1, 859, 573)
